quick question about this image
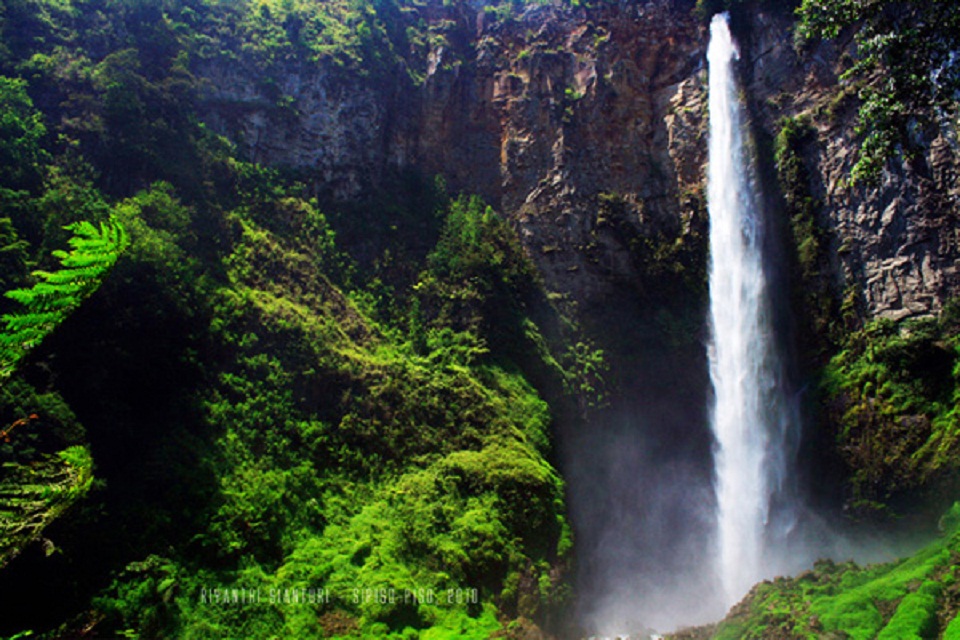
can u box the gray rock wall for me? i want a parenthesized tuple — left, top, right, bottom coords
(196, 0, 960, 321)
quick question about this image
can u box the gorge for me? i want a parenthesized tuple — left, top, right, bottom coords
(0, 1, 958, 639)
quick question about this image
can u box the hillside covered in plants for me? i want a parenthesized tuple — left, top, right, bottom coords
(0, 1, 592, 637)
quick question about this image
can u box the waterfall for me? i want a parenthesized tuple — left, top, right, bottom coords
(706, 13, 797, 605)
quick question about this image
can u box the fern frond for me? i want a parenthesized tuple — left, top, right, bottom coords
(1, 311, 65, 331)
(0, 216, 129, 382)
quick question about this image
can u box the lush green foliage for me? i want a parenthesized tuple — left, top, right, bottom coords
(80, 192, 571, 637)
(714, 503, 960, 640)
(0, 375, 92, 569)
(0, 1, 584, 636)
(416, 195, 539, 353)
(821, 307, 960, 512)
(0, 443, 94, 567)
(0, 183, 571, 638)
(796, 0, 960, 185)
(0, 76, 48, 192)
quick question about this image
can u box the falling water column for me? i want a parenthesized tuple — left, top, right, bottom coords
(706, 12, 793, 606)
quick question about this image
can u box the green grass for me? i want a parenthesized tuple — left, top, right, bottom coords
(712, 503, 960, 640)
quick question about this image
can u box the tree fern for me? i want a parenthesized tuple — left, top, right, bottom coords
(0, 218, 129, 380)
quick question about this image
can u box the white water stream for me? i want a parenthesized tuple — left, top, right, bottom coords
(706, 12, 797, 606)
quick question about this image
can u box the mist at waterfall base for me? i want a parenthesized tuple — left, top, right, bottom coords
(561, 335, 725, 635)
(562, 13, 916, 638)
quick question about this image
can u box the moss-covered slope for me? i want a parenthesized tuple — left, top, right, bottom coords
(694, 503, 960, 640)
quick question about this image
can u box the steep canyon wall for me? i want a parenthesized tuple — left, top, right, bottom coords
(197, 0, 960, 333)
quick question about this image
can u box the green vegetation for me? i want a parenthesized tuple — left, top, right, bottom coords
(796, 0, 960, 185)
(773, 114, 841, 361)
(0, 1, 590, 637)
(0, 218, 128, 380)
(0, 443, 94, 566)
(774, 116, 820, 284)
(820, 308, 960, 512)
(0, 77, 48, 192)
(0, 216, 118, 572)
(416, 195, 539, 355)
(712, 503, 960, 640)
(66, 184, 572, 638)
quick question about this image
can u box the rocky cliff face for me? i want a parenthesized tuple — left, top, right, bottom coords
(198, 0, 709, 324)
(198, 0, 960, 328)
(741, 9, 960, 322)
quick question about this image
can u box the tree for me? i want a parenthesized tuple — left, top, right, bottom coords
(0, 75, 48, 191)
(0, 217, 28, 297)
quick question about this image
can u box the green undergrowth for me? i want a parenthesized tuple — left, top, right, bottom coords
(820, 306, 960, 513)
(0, 378, 92, 568)
(712, 503, 960, 640)
(82, 183, 573, 638)
(0, 1, 583, 628)
(0, 218, 122, 567)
